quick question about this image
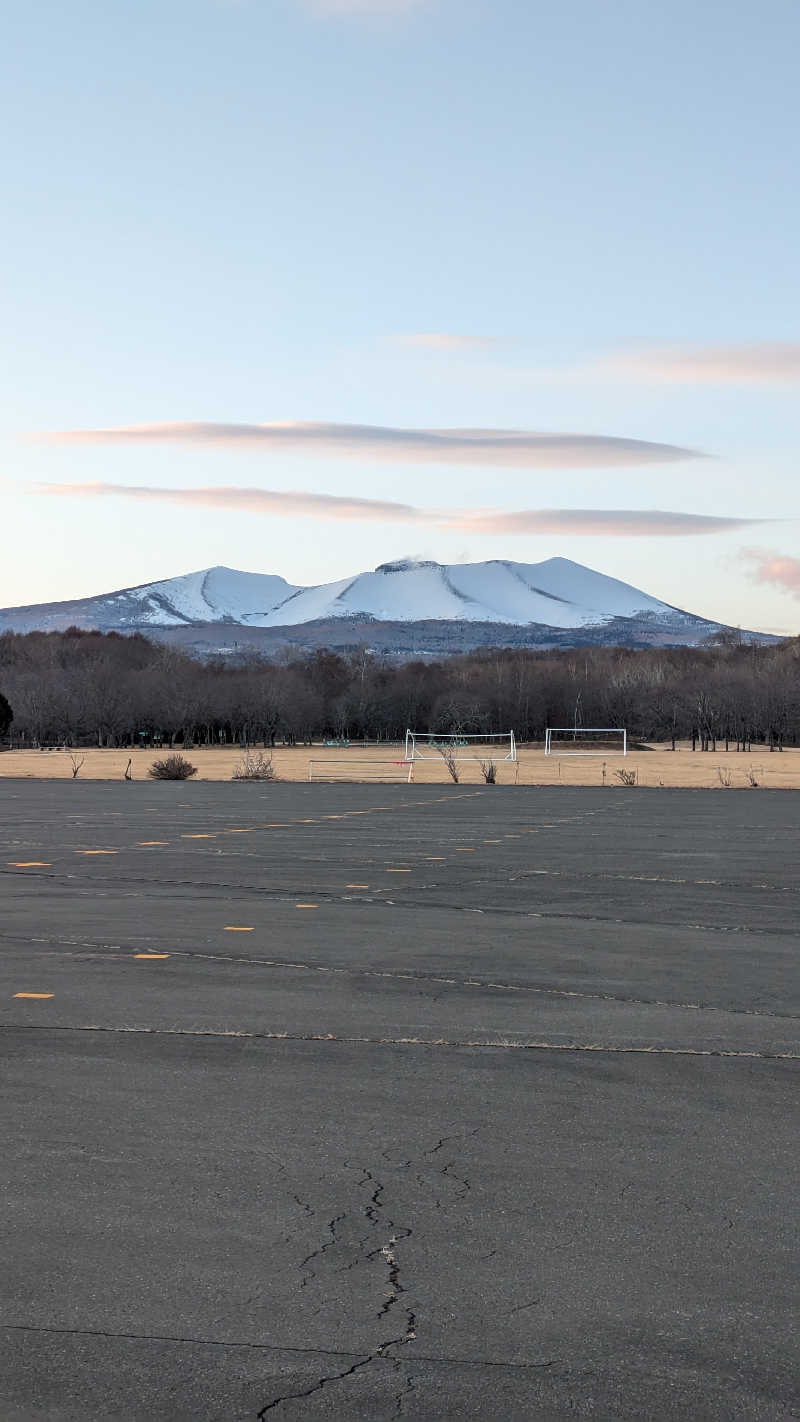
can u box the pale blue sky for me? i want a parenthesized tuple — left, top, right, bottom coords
(2, 0, 799, 631)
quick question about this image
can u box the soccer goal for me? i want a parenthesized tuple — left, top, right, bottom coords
(544, 728, 627, 757)
(405, 730, 517, 762)
(308, 759, 415, 783)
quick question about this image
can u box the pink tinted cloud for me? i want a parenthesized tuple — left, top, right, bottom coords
(36, 420, 701, 468)
(37, 481, 761, 537)
(397, 332, 494, 350)
(740, 548, 800, 599)
(602, 342, 800, 385)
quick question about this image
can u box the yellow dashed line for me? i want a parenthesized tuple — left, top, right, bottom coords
(8, 861, 51, 868)
(295, 903, 318, 909)
(14, 992, 53, 999)
(181, 834, 215, 840)
(386, 869, 411, 873)
(224, 926, 255, 932)
(346, 884, 369, 889)
(455, 848, 476, 853)
(135, 953, 170, 960)
(75, 850, 118, 856)
(137, 841, 168, 846)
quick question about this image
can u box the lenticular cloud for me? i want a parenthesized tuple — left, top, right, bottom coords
(37, 419, 701, 469)
(37, 481, 760, 537)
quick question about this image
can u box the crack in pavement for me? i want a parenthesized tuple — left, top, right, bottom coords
(260, 1161, 417, 1417)
(424, 1128, 481, 1208)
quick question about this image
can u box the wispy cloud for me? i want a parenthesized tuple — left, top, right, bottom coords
(740, 547, 800, 600)
(396, 332, 494, 351)
(601, 342, 800, 385)
(36, 420, 702, 469)
(37, 481, 761, 537)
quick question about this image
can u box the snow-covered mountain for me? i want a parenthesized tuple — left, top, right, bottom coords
(0, 556, 758, 647)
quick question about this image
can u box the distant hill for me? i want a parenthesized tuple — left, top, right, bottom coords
(0, 556, 773, 651)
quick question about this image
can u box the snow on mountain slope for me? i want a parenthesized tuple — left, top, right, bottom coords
(251, 557, 677, 628)
(143, 566, 299, 624)
(0, 556, 709, 637)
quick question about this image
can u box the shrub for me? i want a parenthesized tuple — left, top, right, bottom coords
(479, 759, 497, 784)
(148, 754, 197, 781)
(232, 751, 276, 781)
(717, 766, 733, 787)
(614, 768, 638, 786)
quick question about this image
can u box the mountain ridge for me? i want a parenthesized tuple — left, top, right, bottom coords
(0, 556, 773, 649)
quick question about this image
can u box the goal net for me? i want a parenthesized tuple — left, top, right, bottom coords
(544, 728, 627, 757)
(308, 759, 414, 783)
(405, 730, 517, 762)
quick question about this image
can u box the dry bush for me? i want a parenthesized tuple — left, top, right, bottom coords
(746, 766, 762, 787)
(148, 754, 197, 781)
(232, 750, 276, 781)
(717, 766, 733, 787)
(614, 768, 638, 787)
(439, 748, 460, 783)
(69, 753, 85, 779)
(479, 759, 497, 784)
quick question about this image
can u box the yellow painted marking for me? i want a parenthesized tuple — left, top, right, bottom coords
(75, 849, 118, 856)
(135, 953, 170, 960)
(14, 992, 53, 999)
(346, 884, 369, 889)
(484, 839, 502, 843)
(137, 841, 168, 846)
(386, 869, 411, 873)
(224, 925, 255, 932)
(8, 861, 51, 868)
(225, 828, 255, 834)
(295, 903, 318, 909)
(181, 834, 215, 840)
(455, 848, 476, 853)
(425, 857, 446, 861)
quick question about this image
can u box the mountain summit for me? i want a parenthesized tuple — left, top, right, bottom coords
(0, 556, 761, 648)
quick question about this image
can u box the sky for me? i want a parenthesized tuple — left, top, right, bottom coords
(2, 0, 799, 633)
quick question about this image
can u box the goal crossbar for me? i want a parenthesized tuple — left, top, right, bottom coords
(405, 730, 517, 762)
(545, 728, 627, 757)
(308, 759, 414, 783)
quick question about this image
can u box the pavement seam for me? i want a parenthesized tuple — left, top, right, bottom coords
(2, 1023, 797, 1058)
(1, 1323, 559, 1371)
(5, 932, 797, 1020)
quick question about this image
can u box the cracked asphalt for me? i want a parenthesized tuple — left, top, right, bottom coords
(1, 780, 798, 1420)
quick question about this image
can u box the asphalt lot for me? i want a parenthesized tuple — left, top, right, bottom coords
(1, 780, 798, 1420)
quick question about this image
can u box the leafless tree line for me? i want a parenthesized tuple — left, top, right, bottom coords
(0, 628, 798, 752)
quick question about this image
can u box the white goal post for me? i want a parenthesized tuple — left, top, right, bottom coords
(405, 730, 517, 762)
(308, 759, 415, 783)
(544, 728, 627, 757)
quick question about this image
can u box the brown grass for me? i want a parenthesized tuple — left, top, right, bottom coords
(1, 743, 798, 789)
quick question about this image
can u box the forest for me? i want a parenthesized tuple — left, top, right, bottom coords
(1, 627, 799, 752)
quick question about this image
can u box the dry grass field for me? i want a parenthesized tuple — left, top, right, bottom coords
(2, 742, 799, 789)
